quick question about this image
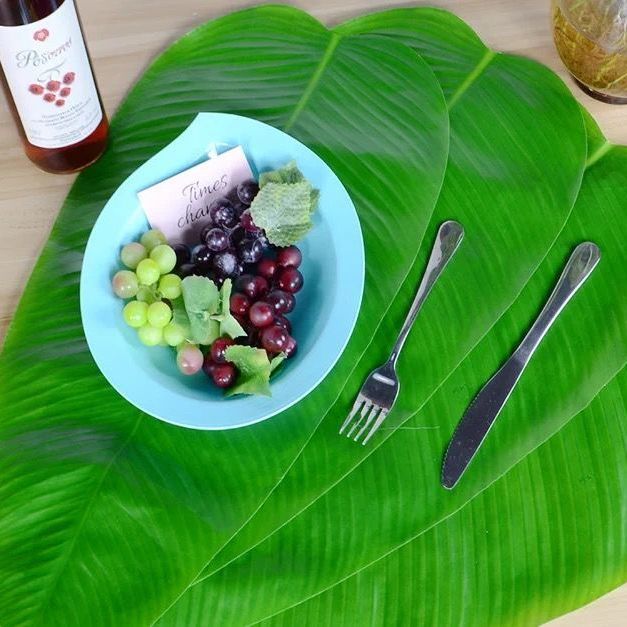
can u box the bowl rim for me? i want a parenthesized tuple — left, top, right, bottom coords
(80, 112, 364, 430)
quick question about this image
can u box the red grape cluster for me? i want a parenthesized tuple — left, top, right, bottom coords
(173, 180, 304, 391)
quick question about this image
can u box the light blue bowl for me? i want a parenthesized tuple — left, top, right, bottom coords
(80, 113, 364, 430)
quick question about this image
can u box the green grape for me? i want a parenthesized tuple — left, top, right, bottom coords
(150, 244, 177, 274)
(140, 229, 167, 251)
(147, 301, 172, 328)
(163, 322, 186, 347)
(136, 285, 159, 304)
(136, 258, 160, 286)
(112, 270, 139, 299)
(123, 300, 148, 328)
(120, 242, 147, 269)
(137, 324, 163, 346)
(158, 273, 182, 299)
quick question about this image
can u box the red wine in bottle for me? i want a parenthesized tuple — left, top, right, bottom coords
(0, 0, 108, 173)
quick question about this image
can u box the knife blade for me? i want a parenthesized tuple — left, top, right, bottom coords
(442, 242, 601, 489)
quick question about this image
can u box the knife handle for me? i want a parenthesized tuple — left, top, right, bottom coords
(514, 242, 600, 365)
(388, 221, 464, 367)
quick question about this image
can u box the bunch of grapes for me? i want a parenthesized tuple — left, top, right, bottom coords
(174, 180, 303, 390)
(112, 229, 194, 358)
(111, 179, 304, 393)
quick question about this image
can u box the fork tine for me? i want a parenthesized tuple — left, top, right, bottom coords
(354, 405, 381, 442)
(346, 401, 372, 438)
(339, 396, 365, 434)
(362, 410, 389, 445)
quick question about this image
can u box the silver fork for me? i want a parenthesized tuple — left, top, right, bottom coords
(339, 221, 465, 444)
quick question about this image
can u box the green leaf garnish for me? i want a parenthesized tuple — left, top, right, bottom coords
(270, 353, 286, 373)
(251, 162, 319, 247)
(170, 297, 193, 342)
(224, 345, 274, 397)
(211, 279, 246, 339)
(259, 161, 306, 186)
(181, 276, 220, 345)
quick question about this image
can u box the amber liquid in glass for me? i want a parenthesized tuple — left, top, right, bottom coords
(553, 0, 627, 104)
(0, 0, 108, 173)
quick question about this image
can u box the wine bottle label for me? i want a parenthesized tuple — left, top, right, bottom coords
(0, 0, 102, 149)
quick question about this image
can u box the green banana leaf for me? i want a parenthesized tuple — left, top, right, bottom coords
(0, 6, 450, 625)
(0, 5, 624, 627)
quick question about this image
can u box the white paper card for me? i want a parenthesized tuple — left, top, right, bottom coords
(138, 146, 253, 245)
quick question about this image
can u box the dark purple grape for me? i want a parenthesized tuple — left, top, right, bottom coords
(212, 363, 237, 388)
(257, 258, 277, 280)
(266, 290, 295, 314)
(191, 244, 213, 265)
(226, 188, 247, 215)
(199, 224, 212, 244)
(261, 325, 289, 354)
(257, 233, 269, 249)
(212, 251, 239, 278)
(277, 267, 303, 293)
(284, 336, 297, 358)
(173, 244, 191, 268)
(230, 293, 250, 317)
(249, 301, 274, 328)
(178, 263, 197, 278)
(204, 227, 229, 252)
(238, 238, 263, 264)
(237, 179, 259, 205)
(273, 315, 292, 334)
(229, 226, 247, 247)
(209, 199, 238, 228)
(276, 246, 302, 269)
(210, 337, 235, 364)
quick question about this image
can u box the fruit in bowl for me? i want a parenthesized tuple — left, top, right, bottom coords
(110, 162, 316, 397)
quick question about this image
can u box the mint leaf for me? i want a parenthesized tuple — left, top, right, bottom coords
(181, 276, 220, 345)
(224, 345, 273, 397)
(250, 181, 314, 247)
(270, 353, 286, 373)
(211, 279, 246, 339)
(171, 297, 192, 342)
(252, 162, 319, 247)
(259, 161, 304, 186)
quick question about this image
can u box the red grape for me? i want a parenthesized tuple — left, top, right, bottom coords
(273, 315, 292, 333)
(266, 290, 295, 314)
(230, 292, 250, 316)
(212, 363, 237, 388)
(210, 337, 235, 363)
(276, 246, 302, 268)
(257, 258, 277, 280)
(277, 267, 303, 293)
(261, 325, 289, 353)
(249, 301, 274, 328)
(284, 336, 297, 358)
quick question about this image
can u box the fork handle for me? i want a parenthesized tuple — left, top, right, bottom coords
(389, 221, 464, 367)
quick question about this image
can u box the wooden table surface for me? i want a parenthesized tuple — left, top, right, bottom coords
(0, 0, 624, 624)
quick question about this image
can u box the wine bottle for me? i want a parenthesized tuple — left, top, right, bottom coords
(0, 0, 108, 173)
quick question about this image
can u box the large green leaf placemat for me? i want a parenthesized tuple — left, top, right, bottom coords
(0, 5, 624, 626)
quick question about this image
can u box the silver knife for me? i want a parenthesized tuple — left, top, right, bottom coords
(442, 242, 601, 489)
